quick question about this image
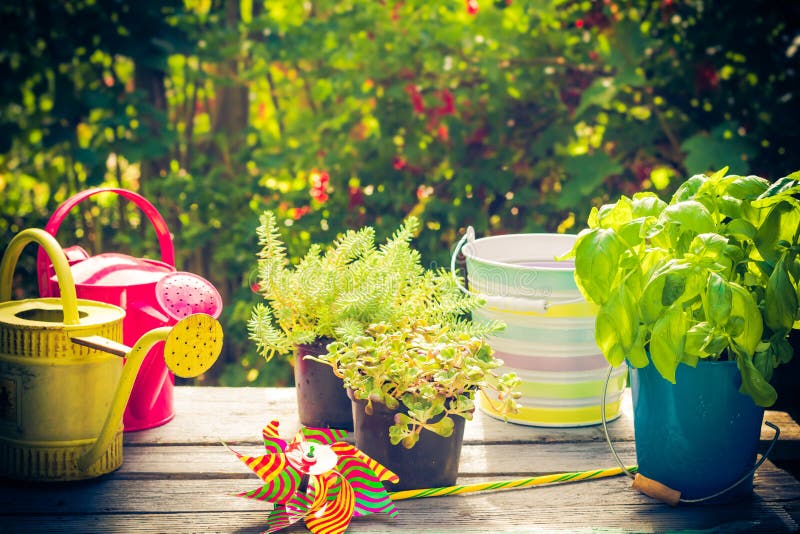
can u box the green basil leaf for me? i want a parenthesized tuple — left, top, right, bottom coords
(681, 351, 699, 367)
(755, 201, 800, 264)
(725, 174, 771, 200)
(649, 306, 687, 383)
(595, 196, 634, 229)
(672, 174, 708, 203)
(595, 301, 630, 368)
(765, 255, 798, 332)
(729, 283, 764, 355)
(617, 218, 648, 247)
(587, 206, 600, 229)
(662, 272, 686, 307)
(631, 192, 668, 218)
(706, 272, 732, 326)
(753, 349, 775, 383)
(703, 334, 729, 357)
(736, 348, 778, 407)
(717, 196, 743, 220)
(640, 268, 668, 324)
(753, 173, 800, 207)
(726, 316, 744, 337)
(771, 336, 794, 365)
(685, 322, 713, 358)
(660, 200, 717, 236)
(642, 262, 703, 317)
(724, 218, 757, 242)
(627, 328, 649, 368)
(689, 233, 728, 260)
(573, 228, 624, 305)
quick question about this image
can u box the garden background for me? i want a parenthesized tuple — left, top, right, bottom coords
(1, 1, 798, 396)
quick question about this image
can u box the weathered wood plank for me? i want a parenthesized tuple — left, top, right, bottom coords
(1, 479, 797, 534)
(115, 441, 637, 478)
(1, 461, 796, 515)
(0, 511, 792, 534)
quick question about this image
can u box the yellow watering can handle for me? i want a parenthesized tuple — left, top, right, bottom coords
(0, 229, 80, 325)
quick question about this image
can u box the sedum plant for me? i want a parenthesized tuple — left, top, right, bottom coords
(565, 168, 800, 407)
(248, 212, 499, 361)
(314, 320, 521, 449)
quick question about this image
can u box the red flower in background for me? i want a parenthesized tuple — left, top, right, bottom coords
(438, 89, 455, 115)
(310, 170, 330, 203)
(404, 83, 425, 113)
(293, 206, 311, 220)
(466, 0, 479, 15)
(393, 156, 407, 170)
(694, 61, 720, 93)
(391, 1, 404, 21)
(437, 123, 450, 142)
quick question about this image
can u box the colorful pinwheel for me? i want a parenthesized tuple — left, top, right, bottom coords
(227, 420, 399, 534)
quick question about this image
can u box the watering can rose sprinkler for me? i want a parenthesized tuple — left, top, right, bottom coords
(0, 229, 223, 481)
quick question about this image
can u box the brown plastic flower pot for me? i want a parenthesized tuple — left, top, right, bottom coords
(348, 390, 466, 491)
(294, 340, 353, 430)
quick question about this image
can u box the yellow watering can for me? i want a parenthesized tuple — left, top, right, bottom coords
(0, 229, 223, 481)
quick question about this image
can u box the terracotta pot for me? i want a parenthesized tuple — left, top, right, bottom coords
(348, 390, 466, 491)
(294, 340, 353, 430)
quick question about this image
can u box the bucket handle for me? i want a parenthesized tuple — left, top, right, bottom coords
(599, 365, 781, 506)
(1, 229, 81, 325)
(37, 187, 175, 297)
(450, 226, 584, 314)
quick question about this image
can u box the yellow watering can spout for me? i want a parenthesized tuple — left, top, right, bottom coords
(74, 313, 223, 471)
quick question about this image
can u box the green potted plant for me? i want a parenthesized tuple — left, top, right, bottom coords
(249, 213, 428, 429)
(564, 168, 799, 502)
(312, 288, 520, 490)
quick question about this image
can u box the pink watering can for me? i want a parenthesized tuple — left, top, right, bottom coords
(37, 188, 223, 431)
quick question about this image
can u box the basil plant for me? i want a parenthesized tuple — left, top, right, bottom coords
(566, 168, 800, 407)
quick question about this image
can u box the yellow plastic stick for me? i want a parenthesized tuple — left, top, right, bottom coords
(389, 465, 638, 501)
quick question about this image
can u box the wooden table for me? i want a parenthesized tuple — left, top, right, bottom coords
(2, 387, 799, 533)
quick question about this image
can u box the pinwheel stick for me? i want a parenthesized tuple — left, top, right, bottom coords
(389, 465, 638, 501)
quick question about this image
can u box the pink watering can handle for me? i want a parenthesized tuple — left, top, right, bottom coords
(37, 187, 175, 297)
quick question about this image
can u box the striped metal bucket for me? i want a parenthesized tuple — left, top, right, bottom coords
(452, 227, 625, 427)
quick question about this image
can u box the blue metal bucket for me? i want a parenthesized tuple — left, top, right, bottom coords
(631, 359, 764, 502)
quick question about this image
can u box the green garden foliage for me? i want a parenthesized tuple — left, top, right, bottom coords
(1, 1, 798, 385)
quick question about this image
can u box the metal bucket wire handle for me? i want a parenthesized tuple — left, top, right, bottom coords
(37, 187, 176, 297)
(1, 228, 81, 325)
(450, 227, 585, 314)
(600, 365, 780, 505)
